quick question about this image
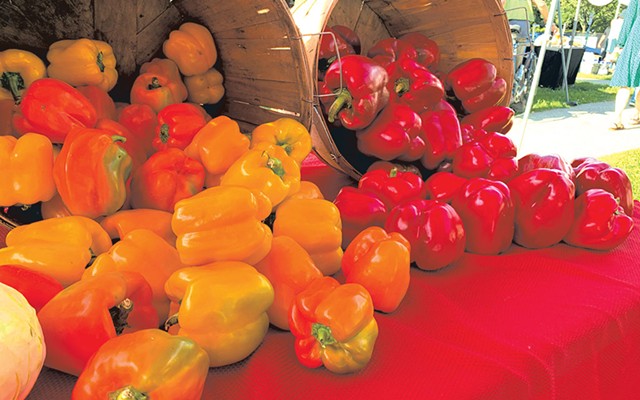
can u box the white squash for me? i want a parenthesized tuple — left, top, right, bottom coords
(0, 282, 46, 400)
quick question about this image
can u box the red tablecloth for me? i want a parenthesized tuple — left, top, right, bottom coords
(14, 162, 640, 400)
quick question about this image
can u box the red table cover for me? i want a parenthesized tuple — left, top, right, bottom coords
(9, 161, 640, 400)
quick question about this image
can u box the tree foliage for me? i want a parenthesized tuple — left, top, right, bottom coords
(546, 0, 623, 33)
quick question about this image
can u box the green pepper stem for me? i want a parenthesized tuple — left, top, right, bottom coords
(327, 88, 352, 123)
(1, 71, 26, 103)
(109, 298, 133, 335)
(395, 77, 410, 97)
(262, 151, 286, 179)
(164, 313, 179, 332)
(312, 323, 337, 348)
(109, 386, 149, 400)
(148, 77, 162, 90)
(389, 167, 398, 178)
(112, 135, 127, 144)
(97, 51, 106, 73)
(159, 124, 170, 144)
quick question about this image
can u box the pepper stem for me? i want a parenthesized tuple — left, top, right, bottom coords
(327, 88, 352, 123)
(148, 77, 162, 90)
(97, 51, 106, 73)
(112, 135, 127, 144)
(1, 71, 26, 103)
(109, 386, 149, 400)
(312, 323, 337, 348)
(109, 298, 133, 335)
(163, 313, 179, 331)
(395, 77, 410, 97)
(389, 167, 398, 178)
(262, 151, 286, 179)
(159, 124, 170, 144)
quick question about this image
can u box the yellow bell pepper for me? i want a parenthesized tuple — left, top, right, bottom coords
(287, 180, 325, 201)
(274, 198, 343, 276)
(84, 229, 185, 322)
(46, 38, 118, 92)
(184, 67, 224, 105)
(163, 22, 217, 77)
(250, 118, 312, 165)
(0, 216, 112, 287)
(164, 261, 274, 367)
(40, 192, 72, 219)
(99, 208, 176, 246)
(220, 143, 301, 209)
(0, 49, 47, 102)
(0, 133, 56, 206)
(172, 185, 273, 266)
(184, 116, 250, 187)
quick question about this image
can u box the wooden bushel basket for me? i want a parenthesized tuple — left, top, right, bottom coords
(0, 0, 314, 231)
(292, 0, 514, 179)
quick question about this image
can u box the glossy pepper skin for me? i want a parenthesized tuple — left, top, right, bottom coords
(572, 157, 634, 217)
(517, 153, 575, 181)
(366, 37, 417, 68)
(289, 276, 379, 374)
(130, 72, 186, 114)
(358, 167, 427, 210)
(140, 58, 188, 103)
(356, 102, 426, 162)
(254, 236, 323, 330)
(342, 227, 411, 313)
(163, 22, 217, 77)
(563, 189, 634, 251)
(0, 216, 112, 287)
(221, 143, 301, 209)
(118, 103, 157, 157)
(0, 49, 47, 102)
(85, 229, 186, 322)
(38, 271, 159, 376)
(333, 186, 388, 249)
(385, 199, 466, 271)
(184, 115, 250, 187)
(152, 102, 210, 151)
(250, 117, 312, 165)
(398, 32, 440, 68)
(424, 171, 469, 204)
(274, 198, 343, 275)
(320, 55, 389, 130)
(451, 128, 518, 182)
(184, 67, 225, 104)
(76, 85, 117, 120)
(445, 58, 507, 112)
(0, 264, 63, 312)
(172, 185, 273, 266)
(451, 178, 515, 255)
(46, 38, 118, 92)
(508, 168, 576, 249)
(53, 127, 132, 219)
(420, 99, 463, 170)
(164, 261, 274, 367)
(0, 133, 56, 206)
(72, 329, 210, 400)
(130, 147, 205, 212)
(318, 26, 357, 80)
(100, 208, 176, 246)
(460, 105, 515, 134)
(14, 78, 98, 143)
(386, 58, 444, 112)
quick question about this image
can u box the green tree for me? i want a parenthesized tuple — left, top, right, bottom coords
(548, 0, 621, 33)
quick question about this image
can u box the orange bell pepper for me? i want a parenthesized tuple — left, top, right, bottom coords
(288, 180, 325, 201)
(342, 226, 411, 313)
(130, 73, 187, 114)
(163, 22, 217, 76)
(0, 48, 47, 102)
(221, 143, 301, 209)
(184, 67, 225, 104)
(72, 329, 210, 400)
(53, 127, 132, 219)
(95, 118, 147, 174)
(84, 229, 185, 322)
(46, 38, 118, 92)
(140, 58, 188, 102)
(273, 198, 343, 275)
(117, 103, 157, 157)
(172, 185, 272, 266)
(250, 118, 312, 165)
(0, 216, 112, 287)
(183, 115, 250, 187)
(100, 208, 176, 246)
(76, 85, 117, 120)
(254, 235, 323, 330)
(40, 192, 72, 219)
(0, 133, 56, 206)
(289, 276, 379, 374)
(164, 261, 273, 367)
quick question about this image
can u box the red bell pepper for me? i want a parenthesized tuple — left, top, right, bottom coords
(342, 226, 411, 313)
(76, 85, 117, 121)
(333, 186, 387, 249)
(152, 102, 209, 151)
(319, 55, 389, 130)
(420, 99, 463, 170)
(461, 78, 508, 114)
(366, 160, 422, 177)
(517, 153, 575, 181)
(572, 157, 634, 217)
(0, 264, 63, 312)
(130, 147, 205, 212)
(507, 168, 576, 249)
(289, 276, 379, 374)
(563, 188, 634, 251)
(398, 32, 440, 69)
(118, 103, 157, 157)
(461, 105, 515, 134)
(130, 71, 187, 113)
(356, 102, 425, 162)
(445, 58, 506, 111)
(366, 37, 418, 68)
(13, 78, 97, 143)
(385, 198, 466, 271)
(451, 128, 518, 181)
(451, 178, 515, 255)
(386, 58, 444, 112)
(37, 271, 159, 376)
(332, 25, 361, 54)
(358, 167, 427, 210)
(424, 171, 468, 204)
(318, 26, 357, 80)
(96, 118, 147, 174)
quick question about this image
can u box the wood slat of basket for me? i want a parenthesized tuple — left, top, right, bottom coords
(136, 5, 183, 67)
(95, 0, 138, 75)
(138, 0, 174, 31)
(175, 0, 289, 32)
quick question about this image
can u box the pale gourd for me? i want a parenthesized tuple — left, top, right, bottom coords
(0, 282, 46, 400)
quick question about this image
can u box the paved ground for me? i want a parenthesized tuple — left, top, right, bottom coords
(506, 84, 640, 163)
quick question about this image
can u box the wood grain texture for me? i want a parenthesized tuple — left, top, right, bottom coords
(95, 0, 137, 75)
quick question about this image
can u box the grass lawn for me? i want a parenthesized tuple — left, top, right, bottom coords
(531, 80, 617, 113)
(599, 148, 640, 201)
